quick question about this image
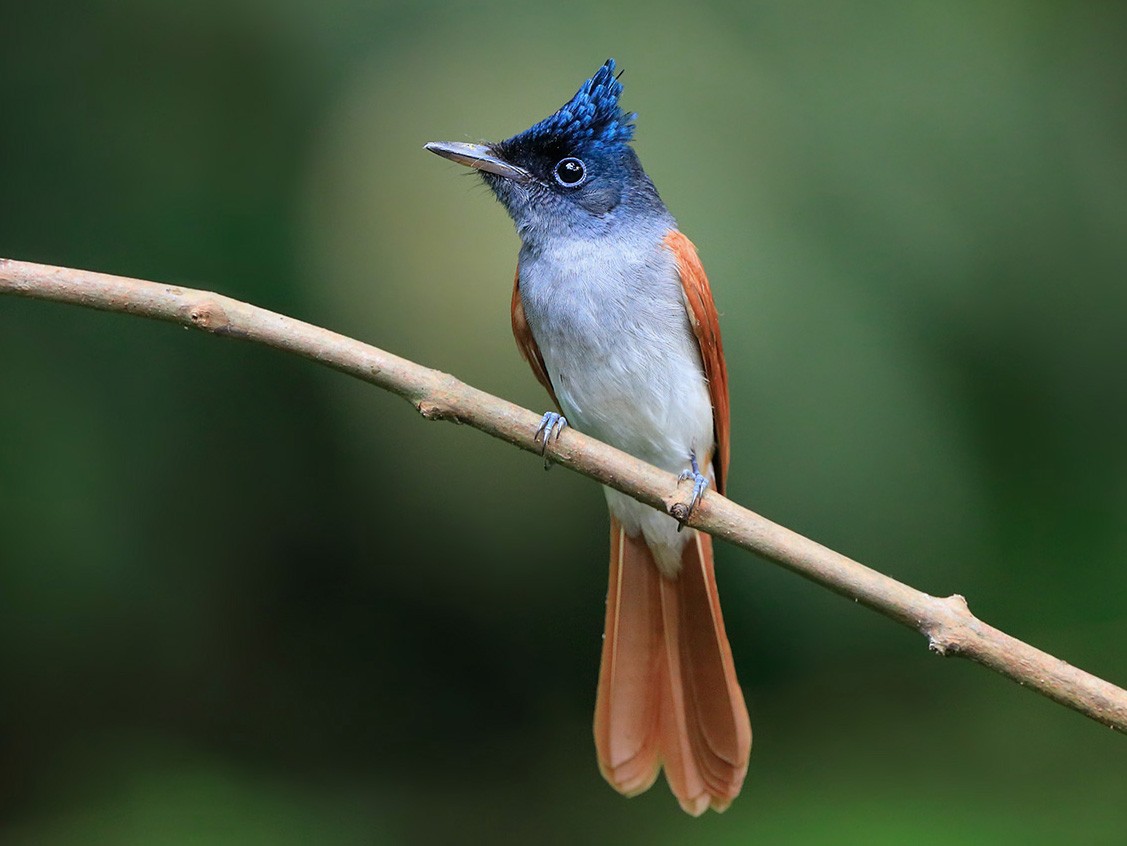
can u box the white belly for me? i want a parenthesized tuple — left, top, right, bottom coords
(518, 230, 714, 571)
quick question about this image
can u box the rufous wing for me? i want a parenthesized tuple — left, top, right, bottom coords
(510, 266, 560, 410)
(663, 231, 730, 495)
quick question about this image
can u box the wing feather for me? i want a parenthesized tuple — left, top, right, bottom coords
(663, 231, 730, 495)
(510, 266, 560, 409)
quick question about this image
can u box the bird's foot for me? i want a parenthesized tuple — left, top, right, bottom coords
(675, 454, 710, 531)
(533, 412, 568, 470)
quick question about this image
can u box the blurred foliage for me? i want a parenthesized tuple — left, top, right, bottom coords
(2, 0, 1126, 843)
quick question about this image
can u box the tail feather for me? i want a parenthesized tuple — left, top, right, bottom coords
(594, 522, 662, 796)
(595, 517, 751, 815)
(676, 530, 751, 810)
(657, 572, 711, 816)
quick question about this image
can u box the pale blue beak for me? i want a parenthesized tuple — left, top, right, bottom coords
(425, 141, 531, 182)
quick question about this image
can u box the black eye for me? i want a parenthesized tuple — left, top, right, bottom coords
(553, 157, 587, 187)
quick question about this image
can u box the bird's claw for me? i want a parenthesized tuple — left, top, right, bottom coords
(675, 454, 710, 531)
(534, 412, 568, 469)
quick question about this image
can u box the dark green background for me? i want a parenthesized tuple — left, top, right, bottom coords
(2, 1, 1125, 843)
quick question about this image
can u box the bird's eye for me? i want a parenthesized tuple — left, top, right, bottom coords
(553, 157, 587, 187)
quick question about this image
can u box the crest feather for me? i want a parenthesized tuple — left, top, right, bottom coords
(516, 59, 636, 149)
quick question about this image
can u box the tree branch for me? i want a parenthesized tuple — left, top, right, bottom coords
(3, 256, 1125, 734)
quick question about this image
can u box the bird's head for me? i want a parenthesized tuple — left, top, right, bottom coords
(426, 60, 667, 241)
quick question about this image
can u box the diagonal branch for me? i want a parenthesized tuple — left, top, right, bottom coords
(3, 256, 1125, 734)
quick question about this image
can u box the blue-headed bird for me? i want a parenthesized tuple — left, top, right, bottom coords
(426, 60, 750, 815)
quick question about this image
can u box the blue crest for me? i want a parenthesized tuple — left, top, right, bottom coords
(515, 59, 636, 149)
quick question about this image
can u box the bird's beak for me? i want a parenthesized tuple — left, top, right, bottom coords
(424, 141, 531, 182)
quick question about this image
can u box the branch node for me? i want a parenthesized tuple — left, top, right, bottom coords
(926, 594, 975, 657)
(416, 398, 454, 421)
(928, 632, 957, 657)
(946, 593, 970, 612)
(181, 299, 231, 333)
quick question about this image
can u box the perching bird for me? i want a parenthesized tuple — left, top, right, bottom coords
(425, 59, 750, 815)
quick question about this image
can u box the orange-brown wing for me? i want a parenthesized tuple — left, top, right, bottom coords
(664, 231, 730, 495)
(510, 266, 561, 410)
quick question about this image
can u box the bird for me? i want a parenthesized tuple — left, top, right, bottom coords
(425, 59, 750, 815)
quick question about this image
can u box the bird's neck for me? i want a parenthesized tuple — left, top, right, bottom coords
(516, 203, 675, 255)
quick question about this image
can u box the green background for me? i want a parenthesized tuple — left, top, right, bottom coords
(2, 1, 1125, 843)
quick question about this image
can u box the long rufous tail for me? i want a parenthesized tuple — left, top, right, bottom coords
(594, 516, 751, 815)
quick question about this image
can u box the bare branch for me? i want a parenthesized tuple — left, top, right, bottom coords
(3, 256, 1125, 734)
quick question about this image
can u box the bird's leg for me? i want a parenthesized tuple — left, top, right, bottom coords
(675, 452, 710, 531)
(533, 411, 568, 470)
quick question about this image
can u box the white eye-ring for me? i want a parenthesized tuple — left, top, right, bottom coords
(553, 157, 587, 187)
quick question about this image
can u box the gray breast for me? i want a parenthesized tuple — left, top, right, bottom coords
(517, 228, 713, 472)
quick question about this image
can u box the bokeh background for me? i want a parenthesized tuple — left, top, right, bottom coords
(2, 1, 1126, 843)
